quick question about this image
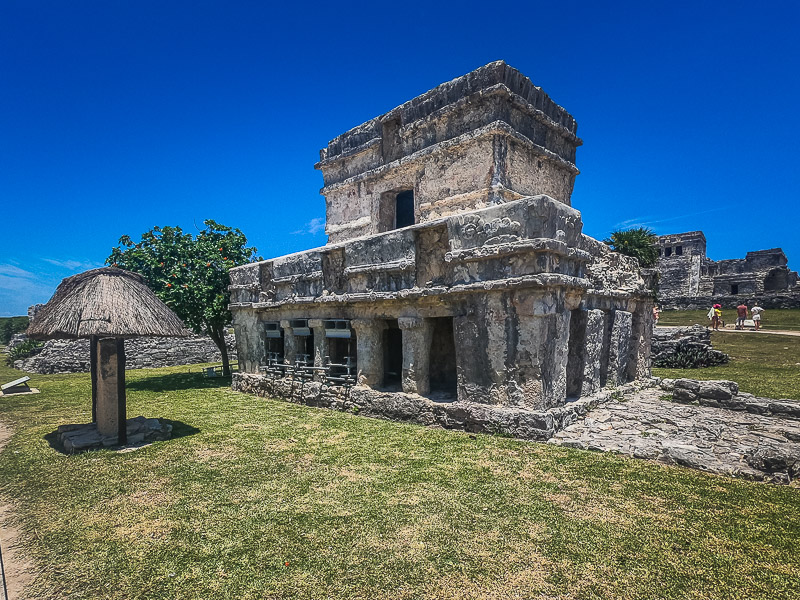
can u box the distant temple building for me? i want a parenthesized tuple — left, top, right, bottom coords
(655, 231, 798, 307)
(228, 62, 653, 438)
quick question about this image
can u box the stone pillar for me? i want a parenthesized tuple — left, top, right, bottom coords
(582, 309, 606, 395)
(351, 319, 387, 388)
(398, 317, 433, 395)
(627, 300, 653, 382)
(608, 310, 633, 386)
(542, 311, 571, 409)
(232, 308, 264, 374)
(280, 320, 297, 365)
(308, 319, 329, 381)
(95, 337, 126, 443)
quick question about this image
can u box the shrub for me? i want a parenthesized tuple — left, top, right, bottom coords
(5, 339, 44, 366)
(652, 342, 729, 369)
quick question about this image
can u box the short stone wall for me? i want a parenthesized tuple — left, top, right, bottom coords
(232, 373, 648, 441)
(661, 293, 800, 310)
(13, 334, 237, 374)
(661, 378, 800, 420)
(651, 325, 728, 368)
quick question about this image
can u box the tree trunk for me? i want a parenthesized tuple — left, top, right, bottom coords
(208, 325, 231, 376)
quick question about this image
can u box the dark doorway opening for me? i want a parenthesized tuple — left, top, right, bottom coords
(327, 335, 356, 380)
(429, 317, 457, 397)
(395, 190, 415, 229)
(383, 320, 402, 390)
(731, 284, 739, 295)
(566, 310, 586, 399)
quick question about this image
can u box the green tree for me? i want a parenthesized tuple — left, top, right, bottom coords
(603, 227, 659, 267)
(107, 220, 259, 376)
(1, 320, 13, 345)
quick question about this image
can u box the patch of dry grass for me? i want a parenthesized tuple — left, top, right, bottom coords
(0, 362, 799, 599)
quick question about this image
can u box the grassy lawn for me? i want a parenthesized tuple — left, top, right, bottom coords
(657, 308, 800, 331)
(653, 331, 800, 400)
(1, 361, 799, 599)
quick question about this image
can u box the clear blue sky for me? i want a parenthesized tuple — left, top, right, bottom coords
(2, 1, 799, 316)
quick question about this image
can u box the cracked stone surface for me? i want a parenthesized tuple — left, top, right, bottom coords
(549, 388, 800, 484)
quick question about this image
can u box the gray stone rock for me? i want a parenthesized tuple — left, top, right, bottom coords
(57, 416, 172, 453)
(551, 388, 800, 484)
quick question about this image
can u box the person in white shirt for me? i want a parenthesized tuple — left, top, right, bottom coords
(750, 305, 765, 331)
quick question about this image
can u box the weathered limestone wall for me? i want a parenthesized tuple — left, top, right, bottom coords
(317, 61, 582, 244)
(232, 372, 617, 441)
(660, 293, 800, 311)
(230, 194, 653, 415)
(656, 231, 798, 301)
(13, 334, 237, 374)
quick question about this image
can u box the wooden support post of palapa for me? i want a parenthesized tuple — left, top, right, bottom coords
(116, 338, 127, 445)
(90, 334, 98, 423)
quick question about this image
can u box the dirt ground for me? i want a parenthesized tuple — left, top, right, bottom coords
(0, 421, 35, 600)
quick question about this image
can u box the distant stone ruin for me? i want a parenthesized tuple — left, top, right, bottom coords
(229, 61, 654, 439)
(13, 334, 236, 374)
(656, 231, 799, 309)
(10, 305, 236, 374)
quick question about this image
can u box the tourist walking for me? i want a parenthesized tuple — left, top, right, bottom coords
(736, 302, 748, 330)
(708, 303, 723, 331)
(751, 304, 765, 331)
(652, 305, 660, 324)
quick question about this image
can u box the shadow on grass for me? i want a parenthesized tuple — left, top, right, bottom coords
(126, 371, 232, 392)
(44, 418, 200, 455)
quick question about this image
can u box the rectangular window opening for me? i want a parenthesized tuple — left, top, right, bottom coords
(395, 190, 415, 229)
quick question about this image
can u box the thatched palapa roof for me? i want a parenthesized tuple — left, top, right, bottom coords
(28, 267, 188, 340)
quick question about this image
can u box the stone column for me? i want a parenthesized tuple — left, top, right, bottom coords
(626, 300, 653, 382)
(398, 317, 433, 395)
(351, 319, 387, 388)
(582, 309, 606, 395)
(308, 319, 329, 381)
(95, 337, 126, 443)
(280, 320, 297, 365)
(542, 311, 571, 409)
(232, 308, 264, 373)
(608, 310, 633, 386)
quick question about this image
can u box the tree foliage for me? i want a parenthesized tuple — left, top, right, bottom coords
(604, 227, 659, 267)
(107, 220, 259, 375)
(0, 317, 30, 345)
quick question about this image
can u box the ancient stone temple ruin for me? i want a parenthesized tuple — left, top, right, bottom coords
(656, 231, 799, 309)
(230, 61, 653, 439)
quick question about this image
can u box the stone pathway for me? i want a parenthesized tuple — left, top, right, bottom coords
(550, 388, 800, 484)
(715, 328, 800, 338)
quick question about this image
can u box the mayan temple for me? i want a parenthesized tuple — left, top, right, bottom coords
(228, 61, 654, 439)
